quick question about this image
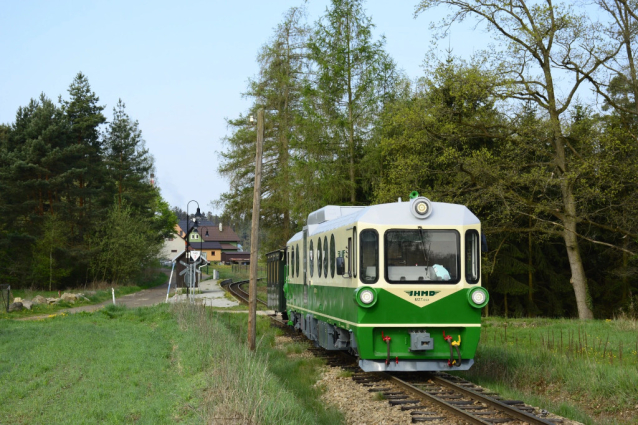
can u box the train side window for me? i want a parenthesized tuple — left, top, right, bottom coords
(296, 244, 300, 278)
(309, 240, 314, 278)
(360, 229, 379, 284)
(323, 236, 328, 277)
(465, 230, 480, 284)
(291, 249, 294, 278)
(330, 234, 336, 278)
(317, 238, 323, 278)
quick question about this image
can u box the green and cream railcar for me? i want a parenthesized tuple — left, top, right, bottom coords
(282, 194, 488, 372)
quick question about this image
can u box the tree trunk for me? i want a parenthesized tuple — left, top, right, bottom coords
(528, 218, 534, 317)
(562, 216, 593, 318)
(622, 11, 638, 116)
(545, 62, 594, 320)
(346, 14, 356, 204)
(49, 247, 53, 291)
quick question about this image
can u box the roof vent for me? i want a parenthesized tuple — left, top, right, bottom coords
(219, 223, 223, 232)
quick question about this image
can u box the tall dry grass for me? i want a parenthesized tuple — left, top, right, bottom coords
(170, 303, 340, 424)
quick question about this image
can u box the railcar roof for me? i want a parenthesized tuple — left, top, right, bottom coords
(287, 200, 480, 244)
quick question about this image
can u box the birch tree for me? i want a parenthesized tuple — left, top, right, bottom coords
(416, 0, 618, 318)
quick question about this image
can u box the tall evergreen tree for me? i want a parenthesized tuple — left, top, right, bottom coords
(60, 72, 107, 240)
(308, 0, 397, 204)
(219, 6, 312, 251)
(103, 99, 154, 211)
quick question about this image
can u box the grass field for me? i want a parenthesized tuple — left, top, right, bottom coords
(1, 271, 168, 319)
(457, 317, 638, 424)
(0, 303, 344, 425)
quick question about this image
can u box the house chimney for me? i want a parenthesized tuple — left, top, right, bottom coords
(219, 222, 223, 232)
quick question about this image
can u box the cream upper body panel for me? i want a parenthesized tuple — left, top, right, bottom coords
(286, 200, 481, 293)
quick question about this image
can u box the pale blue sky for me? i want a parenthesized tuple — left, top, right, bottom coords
(1, 0, 483, 212)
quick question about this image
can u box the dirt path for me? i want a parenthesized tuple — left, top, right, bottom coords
(17, 272, 171, 320)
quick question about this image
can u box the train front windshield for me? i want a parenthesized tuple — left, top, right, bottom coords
(385, 230, 459, 283)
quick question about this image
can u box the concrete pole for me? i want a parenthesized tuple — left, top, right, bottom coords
(248, 108, 264, 351)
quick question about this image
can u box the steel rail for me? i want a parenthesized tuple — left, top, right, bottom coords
(220, 279, 267, 306)
(430, 374, 555, 424)
(383, 374, 492, 425)
(383, 372, 556, 425)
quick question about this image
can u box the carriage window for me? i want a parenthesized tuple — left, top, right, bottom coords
(323, 236, 328, 277)
(330, 234, 336, 278)
(296, 244, 300, 278)
(309, 240, 314, 278)
(317, 238, 323, 278)
(360, 230, 378, 284)
(385, 229, 460, 284)
(465, 230, 480, 284)
(291, 249, 294, 278)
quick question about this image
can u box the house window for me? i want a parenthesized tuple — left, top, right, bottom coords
(211, 251, 215, 255)
(171, 249, 177, 252)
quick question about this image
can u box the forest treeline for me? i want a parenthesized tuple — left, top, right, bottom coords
(218, 0, 638, 319)
(0, 73, 177, 289)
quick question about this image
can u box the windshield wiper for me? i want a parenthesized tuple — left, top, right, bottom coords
(418, 226, 431, 277)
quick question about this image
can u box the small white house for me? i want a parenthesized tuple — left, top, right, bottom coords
(160, 231, 185, 261)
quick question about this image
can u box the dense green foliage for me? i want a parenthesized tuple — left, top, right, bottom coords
(218, 0, 638, 319)
(0, 304, 345, 424)
(0, 73, 177, 289)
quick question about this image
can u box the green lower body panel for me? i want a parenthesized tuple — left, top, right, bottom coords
(286, 283, 482, 372)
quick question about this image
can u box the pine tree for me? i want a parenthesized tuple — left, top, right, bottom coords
(103, 99, 154, 211)
(60, 72, 107, 240)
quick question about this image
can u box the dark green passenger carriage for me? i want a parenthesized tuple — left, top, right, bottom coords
(266, 249, 287, 319)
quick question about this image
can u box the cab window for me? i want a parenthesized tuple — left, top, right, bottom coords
(360, 229, 378, 284)
(465, 230, 480, 284)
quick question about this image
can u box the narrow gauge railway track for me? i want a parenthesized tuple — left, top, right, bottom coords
(220, 278, 267, 306)
(218, 281, 560, 424)
(379, 372, 560, 424)
(301, 348, 561, 424)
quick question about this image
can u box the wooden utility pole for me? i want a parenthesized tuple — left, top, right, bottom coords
(248, 109, 264, 351)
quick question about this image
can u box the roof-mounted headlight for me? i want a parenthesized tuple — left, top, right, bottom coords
(410, 196, 433, 219)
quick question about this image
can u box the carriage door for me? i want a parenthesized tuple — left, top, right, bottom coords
(346, 226, 357, 278)
(303, 227, 308, 305)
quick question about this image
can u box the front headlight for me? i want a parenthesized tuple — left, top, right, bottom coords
(468, 287, 489, 308)
(354, 287, 377, 308)
(360, 289, 374, 304)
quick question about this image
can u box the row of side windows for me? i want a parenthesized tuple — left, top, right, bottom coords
(287, 232, 356, 280)
(289, 234, 337, 279)
(287, 229, 480, 284)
